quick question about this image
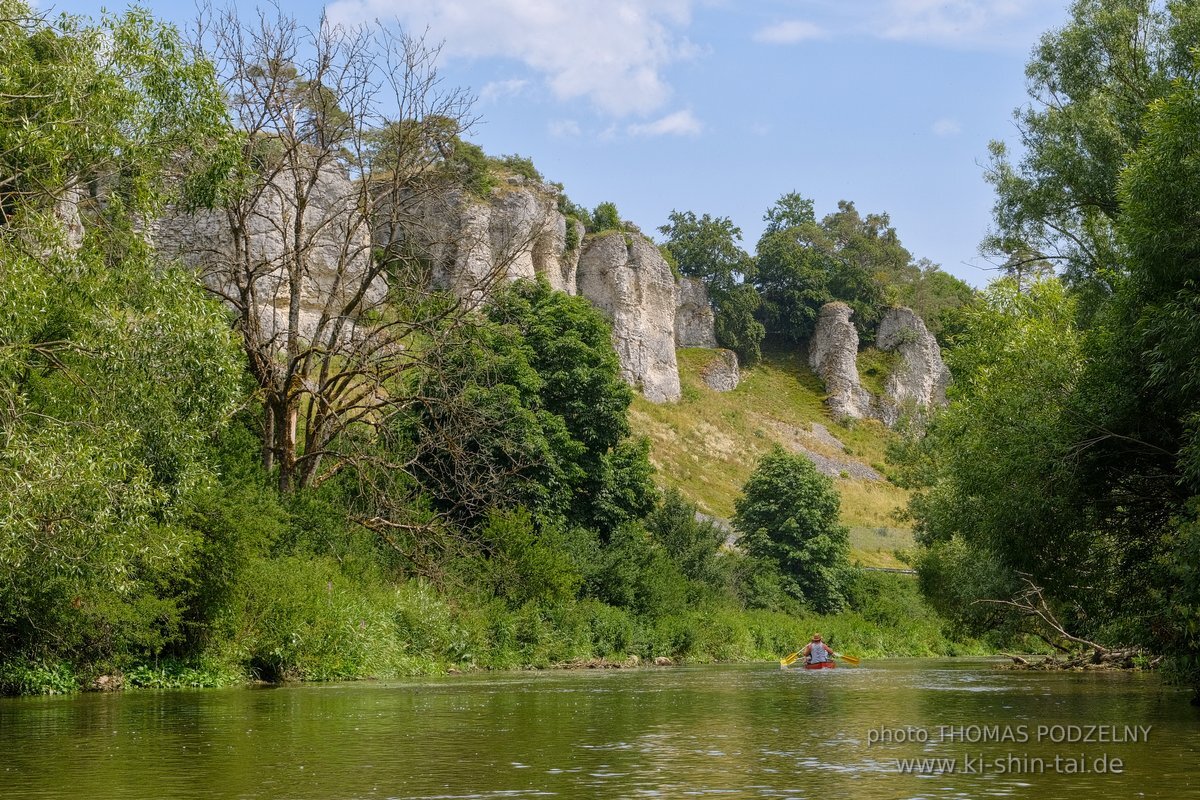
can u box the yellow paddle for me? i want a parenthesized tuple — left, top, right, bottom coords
(779, 651, 860, 667)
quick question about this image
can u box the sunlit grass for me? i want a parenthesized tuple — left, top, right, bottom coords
(632, 346, 913, 569)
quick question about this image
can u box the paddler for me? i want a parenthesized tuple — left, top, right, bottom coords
(801, 633, 835, 668)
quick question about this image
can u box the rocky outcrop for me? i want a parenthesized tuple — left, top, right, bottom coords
(578, 231, 681, 403)
(674, 277, 718, 348)
(400, 177, 581, 302)
(154, 162, 381, 345)
(808, 302, 874, 420)
(876, 306, 950, 412)
(158, 165, 693, 404)
(53, 184, 86, 250)
(808, 302, 950, 425)
(700, 349, 740, 392)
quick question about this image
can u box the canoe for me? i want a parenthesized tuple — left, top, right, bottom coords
(804, 661, 836, 670)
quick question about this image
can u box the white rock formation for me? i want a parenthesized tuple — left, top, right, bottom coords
(154, 161, 382, 346)
(700, 349, 740, 392)
(808, 302, 874, 420)
(877, 306, 951, 413)
(808, 302, 951, 426)
(674, 277, 718, 348)
(397, 177, 581, 302)
(53, 184, 86, 250)
(577, 231, 681, 403)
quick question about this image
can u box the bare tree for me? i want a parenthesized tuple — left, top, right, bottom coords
(159, 6, 534, 505)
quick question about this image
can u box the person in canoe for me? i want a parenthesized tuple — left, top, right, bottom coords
(801, 633, 836, 669)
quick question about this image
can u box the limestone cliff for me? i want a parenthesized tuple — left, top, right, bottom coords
(808, 302, 949, 425)
(153, 162, 381, 346)
(674, 277, 718, 348)
(808, 302, 875, 420)
(577, 231, 682, 403)
(876, 306, 950, 412)
(157, 164, 701, 405)
(402, 176, 581, 301)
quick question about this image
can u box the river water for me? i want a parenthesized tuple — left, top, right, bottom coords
(1, 659, 1196, 799)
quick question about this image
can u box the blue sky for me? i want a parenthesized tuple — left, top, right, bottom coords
(55, 0, 1072, 285)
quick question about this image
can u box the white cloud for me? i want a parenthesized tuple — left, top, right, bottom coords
(754, 1, 1054, 50)
(932, 117, 962, 137)
(753, 20, 827, 45)
(627, 109, 703, 137)
(548, 119, 582, 138)
(875, 0, 1039, 47)
(479, 79, 528, 104)
(326, 0, 698, 117)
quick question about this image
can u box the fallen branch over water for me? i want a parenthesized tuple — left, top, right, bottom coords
(997, 648, 1160, 671)
(979, 576, 1158, 671)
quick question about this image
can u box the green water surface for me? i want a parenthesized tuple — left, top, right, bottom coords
(1, 660, 1196, 799)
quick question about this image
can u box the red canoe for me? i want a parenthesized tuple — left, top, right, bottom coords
(804, 661, 836, 670)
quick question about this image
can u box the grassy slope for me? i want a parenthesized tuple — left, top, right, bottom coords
(631, 347, 914, 569)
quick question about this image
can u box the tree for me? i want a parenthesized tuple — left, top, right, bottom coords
(658, 210, 764, 363)
(982, 0, 1200, 304)
(753, 194, 949, 342)
(893, 280, 1093, 631)
(175, 7, 529, 506)
(733, 447, 850, 612)
(0, 1, 244, 664)
(913, 0, 1200, 696)
(753, 194, 835, 342)
(591, 201, 623, 233)
(483, 279, 658, 534)
(397, 310, 574, 528)
(645, 489, 726, 587)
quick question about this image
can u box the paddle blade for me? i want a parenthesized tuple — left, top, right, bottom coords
(780, 651, 799, 666)
(838, 654, 861, 666)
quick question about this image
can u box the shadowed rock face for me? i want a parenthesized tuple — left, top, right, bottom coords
(876, 306, 950, 412)
(577, 232, 681, 403)
(675, 277, 718, 348)
(700, 349, 740, 392)
(808, 302, 874, 420)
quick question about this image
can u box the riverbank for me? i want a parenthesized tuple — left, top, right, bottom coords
(0, 571, 993, 695)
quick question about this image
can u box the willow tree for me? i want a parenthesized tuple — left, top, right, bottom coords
(982, 0, 1200, 302)
(0, 0, 244, 664)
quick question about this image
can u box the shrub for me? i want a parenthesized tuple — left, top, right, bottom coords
(494, 153, 542, 182)
(591, 201, 622, 233)
(733, 447, 851, 612)
(221, 556, 402, 682)
(476, 508, 582, 607)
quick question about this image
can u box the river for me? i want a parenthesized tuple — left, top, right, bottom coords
(1, 659, 1196, 799)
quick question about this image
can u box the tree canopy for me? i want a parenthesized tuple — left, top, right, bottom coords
(733, 448, 850, 613)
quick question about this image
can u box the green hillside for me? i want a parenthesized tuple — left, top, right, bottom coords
(631, 347, 914, 569)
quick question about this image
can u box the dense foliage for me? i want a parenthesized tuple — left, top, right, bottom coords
(658, 211, 765, 364)
(0, 1, 245, 671)
(897, 0, 1200, 698)
(0, 3, 973, 695)
(733, 449, 851, 613)
(658, 195, 973, 361)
